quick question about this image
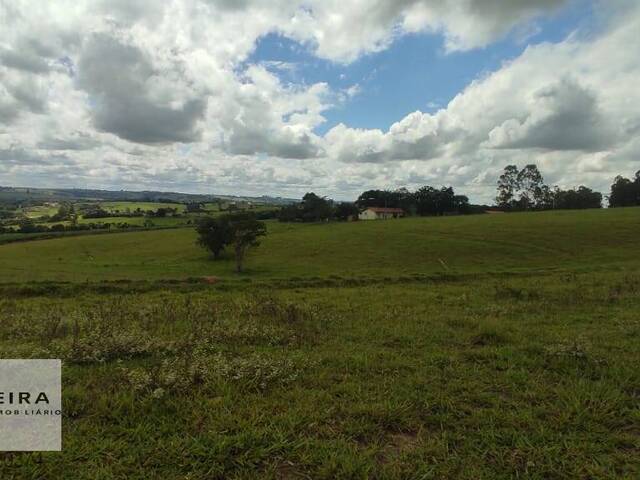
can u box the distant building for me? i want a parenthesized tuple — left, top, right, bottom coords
(359, 207, 405, 220)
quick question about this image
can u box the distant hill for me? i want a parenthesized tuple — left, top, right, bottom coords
(0, 186, 298, 206)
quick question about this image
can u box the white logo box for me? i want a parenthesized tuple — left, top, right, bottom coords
(0, 359, 62, 451)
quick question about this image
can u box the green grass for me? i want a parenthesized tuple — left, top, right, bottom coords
(0, 271, 638, 478)
(21, 204, 60, 218)
(202, 202, 222, 210)
(76, 215, 189, 227)
(0, 208, 638, 283)
(0, 208, 638, 478)
(98, 201, 186, 213)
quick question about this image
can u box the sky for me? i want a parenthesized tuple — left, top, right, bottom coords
(0, 0, 639, 202)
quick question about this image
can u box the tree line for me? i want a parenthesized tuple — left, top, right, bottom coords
(496, 165, 640, 210)
(356, 187, 474, 216)
(496, 164, 601, 210)
(83, 205, 180, 219)
(278, 187, 477, 223)
(278, 166, 640, 223)
(2, 217, 148, 235)
(278, 193, 358, 222)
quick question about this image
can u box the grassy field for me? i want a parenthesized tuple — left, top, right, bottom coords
(21, 204, 60, 218)
(3, 201, 276, 236)
(98, 201, 187, 213)
(0, 207, 638, 283)
(18, 202, 188, 219)
(0, 208, 638, 478)
(76, 215, 190, 227)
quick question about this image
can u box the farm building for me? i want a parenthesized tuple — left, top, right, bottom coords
(359, 207, 405, 220)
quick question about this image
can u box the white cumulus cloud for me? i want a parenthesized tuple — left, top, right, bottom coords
(0, 0, 638, 202)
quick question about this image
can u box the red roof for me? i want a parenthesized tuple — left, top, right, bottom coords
(365, 207, 404, 213)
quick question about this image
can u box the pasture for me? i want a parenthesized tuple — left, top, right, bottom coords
(0, 207, 638, 283)
(21, 204, 60, 218)
(0, 208, 638, 479)
(99, 201, 187, 213)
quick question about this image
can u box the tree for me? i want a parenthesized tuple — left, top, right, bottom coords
(83, 205, 109, 218)
(516, 164, 545, 210)
(496, 164, 555, 210)
(414, 186, 436, 215)
(453, 194, 470, 214)
(609, 172, 640, 207)
(580, 186, 604, 209)
(395, 188, 416, 215)
(277, 204, 300, 222)
(496, 165, 519, 209)
(538, 185, 555, 210)
(185, 202, 204, 213)
(301, 193, 333, 222)
(51, 202, 75, 221)
(355, 189, 403, 209)
(195, 216, 232, 259)
(196, 213, 267, 271)
(278, 193, 333, 222)
(155, 207, 172, 217)
(554, 186, 602, 209)
(18, 217, 40, 233)
(334, 202, 359, 221)
(437, 187, 456, 214)
(414, 186, 457, 216)
(226, 213, 267, 273)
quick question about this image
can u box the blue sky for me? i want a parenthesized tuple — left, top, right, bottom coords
(250, 0, 595, 135)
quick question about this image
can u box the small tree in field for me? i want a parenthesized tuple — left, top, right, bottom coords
(196, 213, 267, 271)
(226, 213, 267, 273)
(195, 216, 232, 259)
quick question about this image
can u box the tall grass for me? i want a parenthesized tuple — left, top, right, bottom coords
(0, 270, 638, 478)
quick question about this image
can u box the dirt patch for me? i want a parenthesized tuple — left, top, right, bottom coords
(379, 431, 420, 464)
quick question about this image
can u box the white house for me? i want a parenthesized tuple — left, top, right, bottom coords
(359, 207, 405, 220)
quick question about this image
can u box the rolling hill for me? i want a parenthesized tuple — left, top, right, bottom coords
(0, 207, 638, 283)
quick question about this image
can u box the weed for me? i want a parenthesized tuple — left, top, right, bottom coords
(121, 352, 308, 396)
